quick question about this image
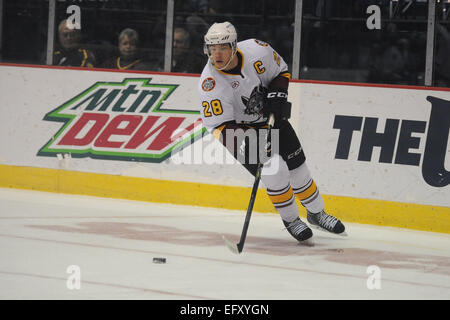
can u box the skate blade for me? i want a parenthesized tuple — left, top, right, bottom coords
(299, 238, 315, 246)
(310, 225, 348, 237)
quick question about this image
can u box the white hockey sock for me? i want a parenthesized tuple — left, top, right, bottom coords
(290, 162, 325, 213)
(261, 155, 300, 223)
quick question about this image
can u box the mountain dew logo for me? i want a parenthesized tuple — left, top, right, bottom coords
(38, 78, 204, 162)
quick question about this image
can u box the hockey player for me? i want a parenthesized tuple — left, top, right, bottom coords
(198, 22, 345, 242)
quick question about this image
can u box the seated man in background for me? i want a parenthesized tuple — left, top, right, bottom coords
(101, 28, 159, 71)
(172, 26, 205, 74)
(53, 19, 96, 67)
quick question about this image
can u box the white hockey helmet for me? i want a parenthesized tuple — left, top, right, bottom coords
(203, 22, 237, 69)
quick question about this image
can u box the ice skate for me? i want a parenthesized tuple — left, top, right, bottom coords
(283, 217, 313, 243)
(307, 210, 347, 236)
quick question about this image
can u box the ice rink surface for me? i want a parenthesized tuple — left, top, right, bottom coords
(0, 187, 449, 300)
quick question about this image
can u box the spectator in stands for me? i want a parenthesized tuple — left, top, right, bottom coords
(172, 27, 205, 73)
(368, 41, 407, 84)
(185, 15, 210, 49)
(435, 23, 450, 87)
(53, 19, 96, 67)
(101, 28, 159, 71)
(367, 23, 417, 85)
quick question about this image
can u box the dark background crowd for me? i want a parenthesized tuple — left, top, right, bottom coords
(1, 0, 449, 87)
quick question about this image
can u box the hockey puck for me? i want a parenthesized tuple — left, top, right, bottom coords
(153, 257, 166, 264)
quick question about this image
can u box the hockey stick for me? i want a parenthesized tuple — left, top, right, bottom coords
(223, 114, 275, 254)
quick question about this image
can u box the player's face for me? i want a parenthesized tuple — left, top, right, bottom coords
(208, 44, 233, 70)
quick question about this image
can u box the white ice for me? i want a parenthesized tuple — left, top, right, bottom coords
(0, 187, 449, 300)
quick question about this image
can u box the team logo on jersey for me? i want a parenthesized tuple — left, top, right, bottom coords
(202, 77, 216, 92)
(242, 85, 265, 119)
(37, 78, 204, 163)
(231, 80, 240, 89)
(254, 39, 269, 47)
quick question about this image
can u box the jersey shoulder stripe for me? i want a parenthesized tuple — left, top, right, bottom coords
(237, 39, 275, 59)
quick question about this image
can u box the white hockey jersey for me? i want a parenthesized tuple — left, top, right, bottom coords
(198, 39, 290, 133)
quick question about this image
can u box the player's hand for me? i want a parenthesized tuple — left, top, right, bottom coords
(263, 88, 291, 123)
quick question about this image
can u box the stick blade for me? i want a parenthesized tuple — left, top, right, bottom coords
(222, 235, 242, 254)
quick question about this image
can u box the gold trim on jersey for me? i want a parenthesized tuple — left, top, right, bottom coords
(212, 124, 226, 140)
(254, 39, 269, 47)
(279, 71, 291, 79)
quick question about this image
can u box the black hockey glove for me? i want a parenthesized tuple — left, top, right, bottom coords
(262, 88, 292, 124)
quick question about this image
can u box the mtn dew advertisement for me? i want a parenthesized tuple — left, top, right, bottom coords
(37, 78, 203, 162)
